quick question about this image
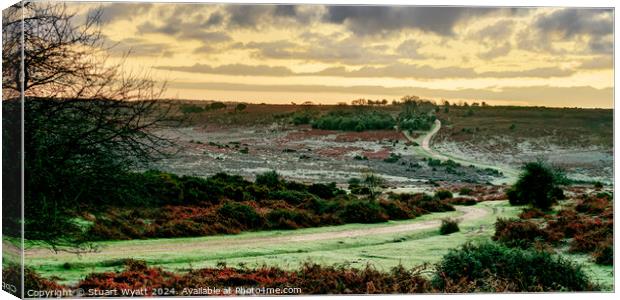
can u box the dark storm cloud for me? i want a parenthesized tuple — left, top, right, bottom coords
(323, 6, 507, 36)
(535, 8, 613, 39)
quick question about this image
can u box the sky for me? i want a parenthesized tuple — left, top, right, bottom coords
(72, 2, 613, 107)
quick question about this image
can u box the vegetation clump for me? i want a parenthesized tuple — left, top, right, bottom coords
(311, 110, 395, 131)
(439, 219, 460, 235)
(433, 242, 596, 292)
(507, 161, 565, 210)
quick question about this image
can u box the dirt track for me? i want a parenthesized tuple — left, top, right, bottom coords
(405, 119, 518, 184)
(25, 205, 487, 260)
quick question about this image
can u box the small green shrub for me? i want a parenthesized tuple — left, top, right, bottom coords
(458, 187, 473, 195)
(439, 219, 459, 235)
(435, 190, 453, 200)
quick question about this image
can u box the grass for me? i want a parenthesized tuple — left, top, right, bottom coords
(26, 201, 515, 285)
(23, 201, 612, 291)
(436, 106, 612, 149)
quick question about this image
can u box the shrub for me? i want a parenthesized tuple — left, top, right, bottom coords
(448, 197, 477, 206)
(269, 190, 313, 204)
(433, 242, 596, 292)
(435, 190, 453, 200)
(312, 110, 396, 131)
(519, 207, 547, 219)
(575, 196, 609, 215)
(593, 240, 613, 265)
(383, 153, 401, 163)
(217, 202, 263, 229)
(569, 227, 610, 253)
(256, 170, 281, 188)
(417, 196, 455, 213)
(379, 200, 413, 220)
(458, 187, 473, 195)
(338, 201, 388, 223)
(493, 218, 559, 249)
(439, 219, 459, 235)
(266, 209, 316, 229)
(308, 182, 343, 199)
(508, 161, 562, 210)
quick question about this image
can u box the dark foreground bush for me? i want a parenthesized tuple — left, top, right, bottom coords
(16, 250, 599, 295)
(433, 242, 596, 292)
(439, 219, 459, 235)
(75, 260, 431, 294)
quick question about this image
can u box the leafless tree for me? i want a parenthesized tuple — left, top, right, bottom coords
(2, 1, 181, 253)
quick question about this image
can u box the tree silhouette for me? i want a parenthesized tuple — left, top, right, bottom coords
(2, 2, 180, 252)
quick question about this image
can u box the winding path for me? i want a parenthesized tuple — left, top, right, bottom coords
(404, 119, 519, 185)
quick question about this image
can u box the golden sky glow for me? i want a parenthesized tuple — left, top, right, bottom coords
(70, 2, 613, 107)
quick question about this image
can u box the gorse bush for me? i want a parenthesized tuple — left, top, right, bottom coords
(82, 172, 464, 241)
(311, 110, 395, 131)
(433, 242, 596, 292)
(256, 170, 281, 188)
(435, 190, 453, 200)
(439, 219, 459, 235)
(508, 161, 564, 210)
(217, 202, 263, 229)
(339, 201, 389, 223)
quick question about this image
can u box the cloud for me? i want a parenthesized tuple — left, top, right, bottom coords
(168, 81, 612, 108)
(104, 36, 174, 57)
(396, 39, 428, 59)
(579, 56, 613, 70)
(323, 6, 507, 36)
(313, 64, 574, 79)
(242, 34, 400, 64)
(205, 12, 224, 27)
(155, 62, 575, 79)
(478, 42, 512, 60)
(527, 8, 613, 54)
(224, 4, 317, 29)
(535, 8, 613, 39)
(155, 63, 296, 76)
(474, 20, 515, 40)
(97, 3, 153, 23)
(137, 18, 231, 45)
